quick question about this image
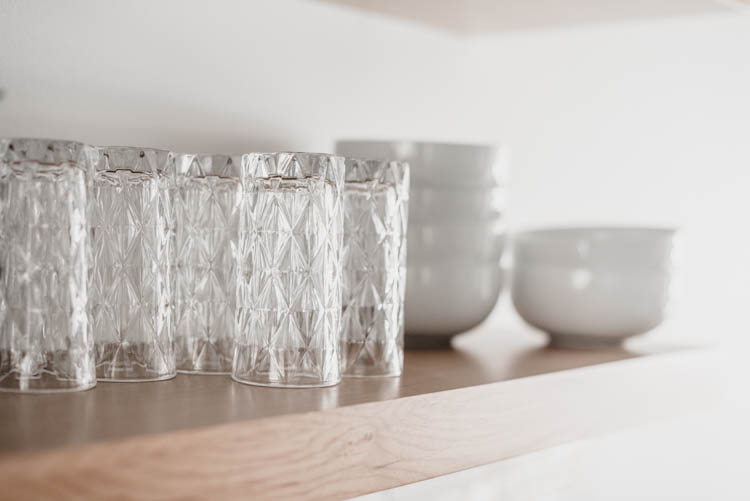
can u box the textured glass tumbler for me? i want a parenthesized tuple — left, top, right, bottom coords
(89, 147, 175, 381)
(0, 139, 96, 392)
(233, 152, 344, 387)
(174, 154, 240, 374)
(340, 159, 409, 377)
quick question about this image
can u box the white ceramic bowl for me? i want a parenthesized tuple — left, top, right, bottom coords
(511, 227, 678, 348)
(337, 140, 509, 345)
(406, 260, 505, 339)
(408, 221, 506, 261)
(336, 140, 506, 188)
(409, 185, 505, 223)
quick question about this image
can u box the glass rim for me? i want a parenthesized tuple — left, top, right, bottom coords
(97, 145, 172, 155)
(342, 156, 409, 166)
(173, 151, 344, 158)
(2, 137, 88, 146)
(342, 156, 409, 188)
(243, 151, 345, 182)
(1, 137, 94, 170)
(247, 151, 344, 161)
(95, 145, 173, 173)
(173, 152, 241, 159)
(173, 152, 243, 178)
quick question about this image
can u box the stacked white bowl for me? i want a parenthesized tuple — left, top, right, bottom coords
(336, 140, 507, 347)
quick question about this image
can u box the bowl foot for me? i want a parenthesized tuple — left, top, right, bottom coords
(547, 333, 627, 350)
(405, 334, 456, 350)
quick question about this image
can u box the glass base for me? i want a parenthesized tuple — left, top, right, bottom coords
(0, 370, 96, 393)
(340, 338, 403, 378)
(342, 372, 401, 379)
(232, 344, 340, 388)
(95, 342, 176, 382)
(176, 358, 232, 375)
(178, 369, 230, 376)
(96, 372, 177, 383)
(231, 375, 340, 388)
(175, 341, 233, 375)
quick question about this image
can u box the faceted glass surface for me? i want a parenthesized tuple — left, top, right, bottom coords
(89, 147, 175, 381)
(0, 138, 96, 392)
(233, 152, 344, 387)
(340, 159, 409, 377)
(174, 154, 241, 374)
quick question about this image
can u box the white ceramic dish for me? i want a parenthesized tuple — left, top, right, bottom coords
(409, 185, 505, 223)
(406, 261, 505, 338)
(513, 227, 677, 271)
(511, 227, 678, 348)
(407, 222, 506, 261)
(336, 140, 506, 188)
(337, 140, 509, 346)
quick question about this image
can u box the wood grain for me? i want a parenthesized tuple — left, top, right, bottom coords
(0, 346, 722, 501)
(0, 325, 647, 455)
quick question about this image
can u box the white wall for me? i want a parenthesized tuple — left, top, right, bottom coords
(0, 0, 474, 151)
(468, 15, 750, 230)
(462, 14, 750, 345)
(2, 0, 749, 342)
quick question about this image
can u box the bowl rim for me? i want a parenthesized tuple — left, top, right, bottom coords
(513, 226, 679, 241)
(336, 139, 500, 152)
(410, 185, 505, 196)
(408, 219, 507, 232)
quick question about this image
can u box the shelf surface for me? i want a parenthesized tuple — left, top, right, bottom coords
(0, 316, 722, 500)
(1, 323, 653, 455)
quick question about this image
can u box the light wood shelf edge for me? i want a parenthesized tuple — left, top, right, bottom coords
(0, 348, 722, 500)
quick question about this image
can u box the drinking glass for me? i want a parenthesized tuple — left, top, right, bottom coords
(89, 147, 175, 381)
(340, 159, 409, 377)
(0, 138, 96, 392)
(233, 152, 344, 387)
(174, 153, 241, 374)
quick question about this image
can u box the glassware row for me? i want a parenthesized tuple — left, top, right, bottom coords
(0, 139, 409, 392)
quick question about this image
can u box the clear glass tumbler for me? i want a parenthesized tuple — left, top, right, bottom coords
(0, 138, 96, 392)
(89, 147, 175, 381)
(233, 152, 345, 387)
(340, 159, 409, 377)
(174, 154, 241, 374)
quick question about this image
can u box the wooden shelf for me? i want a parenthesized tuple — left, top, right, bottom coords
(0, 319, 721, 500)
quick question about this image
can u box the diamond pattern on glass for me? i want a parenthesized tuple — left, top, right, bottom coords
(233, 153, 344, 387)
(89, 147, 175, 381)
(0, 139, 96, 392)
(340, 159, 409, 377)
(174, 154, 240, 374)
